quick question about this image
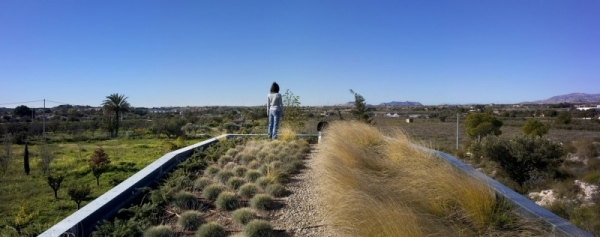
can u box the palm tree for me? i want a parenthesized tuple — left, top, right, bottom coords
(102, 93, 130, 138)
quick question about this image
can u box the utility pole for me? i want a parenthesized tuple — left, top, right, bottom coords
(43, 99, 46, 141)
(456, 112, 459, 150)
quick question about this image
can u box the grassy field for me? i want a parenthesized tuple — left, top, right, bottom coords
(0, 137, 205, 235)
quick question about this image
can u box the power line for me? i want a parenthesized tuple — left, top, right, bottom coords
(0, 100, 44, 106)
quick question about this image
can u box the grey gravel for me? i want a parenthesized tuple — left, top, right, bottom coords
(268, 146, 342, 237)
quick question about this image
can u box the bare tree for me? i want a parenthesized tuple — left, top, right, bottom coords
(39, 143, 56, 175)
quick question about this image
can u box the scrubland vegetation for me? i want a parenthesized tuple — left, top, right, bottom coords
(315, 120, 545, 236)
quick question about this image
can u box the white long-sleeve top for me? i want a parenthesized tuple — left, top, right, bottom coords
(267, 93, 283, 115)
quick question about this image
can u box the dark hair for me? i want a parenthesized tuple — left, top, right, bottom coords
(270, 82, 280, 93)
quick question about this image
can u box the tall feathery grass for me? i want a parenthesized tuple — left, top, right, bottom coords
(315, 121, 539, 236)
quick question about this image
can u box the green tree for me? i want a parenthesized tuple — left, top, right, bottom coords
(464, 113, 503, 142)
(555, 111, 572, 125)
(90, 146, 110, 186)
(349, 89, 373, 124)
(522, 119, 549, 137)
(24, 143, 30, 175)
(13, 105, 32, 118)
(68, 184, 91, 210)
(46, 173, 64, 199)
(477, 136, 563, 186)
(282, 89, 305, 131)
(0, 135, 12, 175)
(102, 93, 131, 138)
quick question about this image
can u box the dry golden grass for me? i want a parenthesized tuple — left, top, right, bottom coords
(279, 124, 297, 142)
(315, 120, 534, 236)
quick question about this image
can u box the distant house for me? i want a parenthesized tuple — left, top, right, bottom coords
(406, 118, 413, 123)
(385, 113, 400, 118)
(576, 105, 600, 111)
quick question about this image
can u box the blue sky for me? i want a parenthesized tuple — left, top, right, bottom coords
(1, 0, 598, 108)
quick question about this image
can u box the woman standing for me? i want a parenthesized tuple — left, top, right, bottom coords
(267, 82, 283, 139)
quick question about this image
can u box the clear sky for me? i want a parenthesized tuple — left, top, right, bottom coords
(1, 0, 598, 108)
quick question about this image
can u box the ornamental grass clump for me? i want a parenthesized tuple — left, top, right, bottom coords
(233, 165, 247, 177)
(215, 191, 240, 211)
(177, 210, 204, 231)
(218, 156, 233, 167)
(204, 165, 220, 176)
(245, 170, 262, 182)
(250, 194, 275, 210)
(265, 183, 288, 197)
(238, 183, 259, 199)
(314, 120, 539, 237)
(231, 208, 258, 225)
(195, 222, 227, 237)
(193, 177, 213, 191)
(243, 220, 276, 237)
(202, 184, 225, 201)
(172, 191, 199, 210)
(255, 176, 273, 189)
(214, 170, 235, 184)
(227, 177, 246, 190)
(144, 225, 175, 237)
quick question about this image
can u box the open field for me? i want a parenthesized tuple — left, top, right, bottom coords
(0, 137, 205, 235)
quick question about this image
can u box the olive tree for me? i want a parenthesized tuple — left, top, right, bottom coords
(282, 89, 306, 131)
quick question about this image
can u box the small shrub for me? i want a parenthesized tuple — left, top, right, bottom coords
(582, 171, 600, 184)
(245, 170, 262, 182)
(234, 166, 247, 177)
(196, 222, 227, 237)
(194, 177, 213, 191)
(172, 191, 198, 210)
(218, 156, 233, 166)
(231, 208, 258, 225)
(144, 225, 174, 237)
(265, 183, 288, 197)
(243, 220, 275, 237)
(250, 194, 275, 210)
(215, 191, 240, 210)
(247, 160, 260, 169)
(255, 177, 273, 189)
(202, 184, 225, 201)
(214, 170, 235, 184)
(178, 210, 204, 231)
(223, 162, 236, 170)
(227, 177, 246, 190)
(204, 165, 220, 176)
(238, 183, 259, 199)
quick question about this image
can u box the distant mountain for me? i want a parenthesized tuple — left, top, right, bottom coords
(531, 93, 600, 104)
(379, 101, 423, 107)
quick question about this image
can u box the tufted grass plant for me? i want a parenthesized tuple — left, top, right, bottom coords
(177, 210, 205, 231)
(255, 176, 273, 189)
(215, 191, 240, 211)
(202, 184, 225, 201)
(214, 170, 235, 184)
(204, 165, 220, 176)
(227, 177, 246, 190)
(171, 191, 199, 210)
(245, 169, 262, 182)
(238, 183, 259, 199)
(231, 207, 258, 225)
(144, 225, 175, 237)
(265, 183, 289, 197)
(250, 194, 275, 211)
(243, 219, 276, 237)
(195, 222, 227, 237)
(247, 160, 261, 169)
(279, 124, 297, 142)
(193, 177, 213, 191)
(218, 156, 233, 167)
(314, 120, 539, 236)
(233, 165, 247, 177)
